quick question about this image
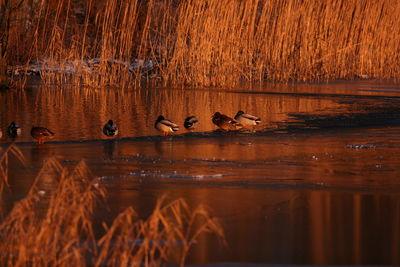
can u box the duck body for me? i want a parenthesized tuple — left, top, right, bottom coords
(184, 116, 199, 131)
(212, 112, 242, 131)
(234, 110, 261, 128)
(155, 115, 179, 136)
(7, 122, 22, 138)
(31, 126, 55, 144)
(103, 120, 118, 137)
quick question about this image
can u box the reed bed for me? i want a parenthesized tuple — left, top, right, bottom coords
(7, 0, 400, 87)
(0, 146, 225, 266)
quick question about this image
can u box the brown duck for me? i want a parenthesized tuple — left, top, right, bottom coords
(31, 126, 55, 144)
(212, 112, 242, 131)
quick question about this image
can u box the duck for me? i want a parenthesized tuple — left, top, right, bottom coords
(184, 116, 199, 131)
(212, 112, 242, 131)
(234, 110, 261, 128)
(103, 120, 118, 137)
(31, 126, 55, 144)
(7, 122, 22, 138)
(155, 115, 179, 136)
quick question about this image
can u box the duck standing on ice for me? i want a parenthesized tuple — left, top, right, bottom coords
(103, 120, 118, 137)
(7, 122, 22, 138)
(184, 116, 199, 131)
(234, 110, 261, 129)
(155, 115, 179, 136)
(212, 112, 242, 131)
(31, 126, 55, 144)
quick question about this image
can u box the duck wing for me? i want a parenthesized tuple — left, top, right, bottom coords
(220, 115, 240, 125)
(32, 127, 55, 137)
(42, 128, 55, 136)
(242, 113, 261, 123)
(160, 119, 179, 131)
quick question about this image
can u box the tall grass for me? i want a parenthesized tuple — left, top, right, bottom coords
(0, 145, 25, 201)
(8, 0, 400, 87)
(0, 146, 225, 266)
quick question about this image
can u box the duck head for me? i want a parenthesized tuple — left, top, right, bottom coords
(236, 110, 244, 116)
(156, 115, 165, 122)
(212, 112, 221, 119)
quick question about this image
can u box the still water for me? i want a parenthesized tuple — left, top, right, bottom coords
(2, 80, 400, 265)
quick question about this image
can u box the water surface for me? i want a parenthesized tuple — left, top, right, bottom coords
(2, 80, 400, 265)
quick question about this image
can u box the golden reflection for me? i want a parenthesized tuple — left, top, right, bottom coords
(3, 81, 400, 264)
(143, 187, 400, 264)
(110, 186, 399, 265)
(101, 131, 400, 264)
(306, 191, 400, 264)
(1, 83, 346, 143)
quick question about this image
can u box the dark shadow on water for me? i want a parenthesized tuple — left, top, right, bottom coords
(282, 105, 400, 130)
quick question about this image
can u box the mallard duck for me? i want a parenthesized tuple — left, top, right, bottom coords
(184, 116, 199, 131)
(31, 126, 55, 144)
(103, 120, 118, 137)
(234, 110, 261, 128)
(7, 122, 22, 138)
(212, 112, 242, 131)
(155, 115, 179, 136)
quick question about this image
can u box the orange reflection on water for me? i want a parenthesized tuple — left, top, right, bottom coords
(1, 83, 344, 142)
(3, 80, 400, 265)
(171, 187, 400, 265)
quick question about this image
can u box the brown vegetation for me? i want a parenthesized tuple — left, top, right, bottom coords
(4, 0, 400, 87)
(0, 145, 225, 266)
(0, 0, 24, 88)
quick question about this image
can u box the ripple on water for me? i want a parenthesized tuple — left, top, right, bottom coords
(128, 170, 225, 180)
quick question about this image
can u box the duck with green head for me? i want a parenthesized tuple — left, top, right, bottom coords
(103, 120, 118, 137)
(234, 110, 261, 129)
(7, 122, 22, 138)
(155, 115, 179, 136)
(184, 116, 199, 131)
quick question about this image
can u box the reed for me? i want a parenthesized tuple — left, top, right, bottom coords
(0, 147, 224, 266)
(162, 0, 400, 85)
(96, 196, 225, 266)
(0, 144, 25, 202)
(7, 0, 400, 87)
(0, 158, 105, 266)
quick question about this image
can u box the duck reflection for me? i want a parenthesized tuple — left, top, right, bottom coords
(153, 139, 177, 157)
(103, 140, 117, 159)
(30, 144, 54, 162)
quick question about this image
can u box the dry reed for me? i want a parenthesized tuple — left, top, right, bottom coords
(0, 146, 225, 266)
(7, 0, 400, 87)
(0, 144, 25, 201)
